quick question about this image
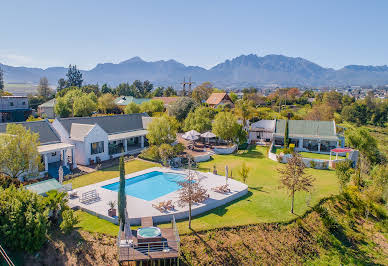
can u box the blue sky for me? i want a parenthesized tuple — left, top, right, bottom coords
(0, 0, 387, 70)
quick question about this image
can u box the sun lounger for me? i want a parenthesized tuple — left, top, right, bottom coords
(212, 185, 230, 193)
(152, 202, 165, 212)
(165, 200, 175, 211)
(79, 189, 100, 204)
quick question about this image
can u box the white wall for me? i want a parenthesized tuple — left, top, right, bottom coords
(83, 125, 109, 165)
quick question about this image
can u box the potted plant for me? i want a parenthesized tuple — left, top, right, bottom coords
(108, 200, 117, 217)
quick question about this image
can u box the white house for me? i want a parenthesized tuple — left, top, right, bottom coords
(248, 120, 276, 143)
(52, 113, 151, 165)
(0, 120, 75, 179)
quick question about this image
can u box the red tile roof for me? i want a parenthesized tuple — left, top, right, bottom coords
(205, 92, 232, 105)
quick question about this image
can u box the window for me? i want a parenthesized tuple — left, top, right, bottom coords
(51, 152, 57, 156)
(22, 101, 26, 105)
(10, 102, 14, 106)
(91, 141, 104, 155)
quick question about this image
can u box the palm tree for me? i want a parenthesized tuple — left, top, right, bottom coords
(45, 190, 68, 223)
(235, 100, 256, 129)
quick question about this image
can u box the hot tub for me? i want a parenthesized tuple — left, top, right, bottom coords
(137, 227, 162, 238)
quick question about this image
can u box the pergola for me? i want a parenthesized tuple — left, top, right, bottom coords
(330, 148, 353, 160)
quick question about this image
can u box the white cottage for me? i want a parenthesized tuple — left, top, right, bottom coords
(52, 114, 151, 165)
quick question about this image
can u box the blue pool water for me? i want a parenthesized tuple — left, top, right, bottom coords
(102, 171, 186, 201)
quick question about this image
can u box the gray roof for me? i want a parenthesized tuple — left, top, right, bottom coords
(70, 123, 95, 141)
(0, 120, 60, 145)
(56, 113, 148, 135)
(38, 98, 56, 108)
(250, 120, 276, 131)
(274, 120, 338, 140)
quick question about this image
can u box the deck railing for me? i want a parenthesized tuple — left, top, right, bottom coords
(118, 216, 180, 261)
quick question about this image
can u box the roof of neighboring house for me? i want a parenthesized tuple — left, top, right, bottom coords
(70, 123, 96, 141)
(56, 113, 148, 135)
(114, 96, 151, 106)
(274, 120, 338, 140)
(0, 120, 60, 145)
(205, 92, 233, 105)
(38, 98, 56, 108)
(153, 97, 181, 105)
(250, 120, 276, 131)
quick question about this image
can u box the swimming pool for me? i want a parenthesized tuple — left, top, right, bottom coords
(102, 171, 186, 201)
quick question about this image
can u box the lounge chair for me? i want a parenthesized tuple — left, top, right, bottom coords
(212, 185, 230, 194)
(152, 202, 165, 212)
(165, 200, 175, 211)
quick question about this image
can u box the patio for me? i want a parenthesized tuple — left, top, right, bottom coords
(68, 167, 248, 225)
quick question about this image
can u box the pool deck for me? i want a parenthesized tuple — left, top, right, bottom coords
(69, 167, 248, 225)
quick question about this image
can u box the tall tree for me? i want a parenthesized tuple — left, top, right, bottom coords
(37, 77, 52, 99)
(235, 100, 256, 128)
(212, 112, 240, 144)
(335, 160, 354, 192)
(118, 156, 126, 230)
(97, 93, 117, 114)
(177, 160, 208, 229)
(101, 83, 113, 94)
(167, 97, 197, 121)
(277, 153, 315, 213)
(284, 119, 290, 148)
(66, 65, 83, 88)
(0, 124, 41, 179)
(183, 106, 215, 133)
(0, 67, 4, 93)
(57, 78, 67, 92)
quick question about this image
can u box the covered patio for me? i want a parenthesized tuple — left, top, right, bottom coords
(38, 143, 75, 178)
(107, 130, 147, 157)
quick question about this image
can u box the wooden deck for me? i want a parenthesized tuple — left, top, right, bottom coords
(118, 216, 180, 263)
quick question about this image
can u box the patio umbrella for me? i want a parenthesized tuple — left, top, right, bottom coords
(186, 129, 201, 136)
(201, 131, 216, 144)
(182, 132, 200, 141)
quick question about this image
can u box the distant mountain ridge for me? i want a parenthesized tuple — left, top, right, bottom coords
(1, 54, 388, 88)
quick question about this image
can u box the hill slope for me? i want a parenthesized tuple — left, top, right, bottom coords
(2, 54, 388, 88)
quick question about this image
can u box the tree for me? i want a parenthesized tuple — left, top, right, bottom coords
(305, 104, 334, 120)
(60, 209, 78, 234)
(118, 156, 126, 230)
(212, 112, 240, 144)
(139, 99, 164, 116)
(54, 96, 72, 117)
(235, 100, 256, 128)
(284, 119, 290, 148)
(183, 106, 215, 133)
(146, 115, 179, 145)
(115, 82, 131, 96)
(159, 143, 175, 166)
(229, 92, 238, 103)
(177, 161, 208, 229)
(0, 66, 4, 93)
(164, 86, 177, 96)
(167, 97, 197, 121)
(37, 77, 53, 99)
(57, 78, 67, 92)
(335, 160, 354, 192)
(44, 190, 68, 224)
(346, 128, 382, 165)
(0, 124, 40, 179)
(192, 82, 213, 104)
(73, 93, 97, 117)
(239, 162, 250, 184)
(0, 186, 49, 252)
(66, 64, 83, 87)
(98, 93, 117, 114)
(277, 153, 315, 213)
(124, 102, 141, 114)
(101, 83, 113, 94)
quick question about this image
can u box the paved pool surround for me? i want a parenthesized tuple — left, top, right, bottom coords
(69, 167, 248, 225)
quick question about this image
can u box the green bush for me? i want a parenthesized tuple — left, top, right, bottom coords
(173, 143, 185, 154)
(139, 146, 161, 162)
(60, 209, 78, 234)
(0, 174, 21, 189)
(309, 160, 316, 169)
(0, 186, 49, 252)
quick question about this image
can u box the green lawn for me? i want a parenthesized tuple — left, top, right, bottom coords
(299, 151, 345, 160)
(74, 146, 339, 235)
(64, 159, 159, 189)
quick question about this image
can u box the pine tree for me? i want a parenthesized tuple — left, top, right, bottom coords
(118, 156, 127, 230)
(66, 65, 83, 88)
(284, 119, 290, 148)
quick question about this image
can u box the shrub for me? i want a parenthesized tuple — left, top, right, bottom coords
(60, 209, 78, 234)
(309, 160, 316, 169)
(289, 143, 295, 153)
(159, 144, 175, 166)
(0, 186, 49, 252)
(139, 146, 160, 162)
(173, 143, 185, 155)
(0, 174, 21, 189)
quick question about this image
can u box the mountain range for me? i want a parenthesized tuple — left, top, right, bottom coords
(2, 54, 388, 89)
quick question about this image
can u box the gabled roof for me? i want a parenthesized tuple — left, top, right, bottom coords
(70, 123, 96, 141)
(153, 97, 181, 105)
(38, 98, 56, 108)
(274, 120, 338, 140)
(205, 93, 233, 105)
(114, 96, 150, 106)
(250, 120, 276, 131)
(56, 113, 148, 135)
(0, 120, 60, 145)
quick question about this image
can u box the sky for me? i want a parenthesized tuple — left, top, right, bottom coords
(0, 0, 387, 70)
